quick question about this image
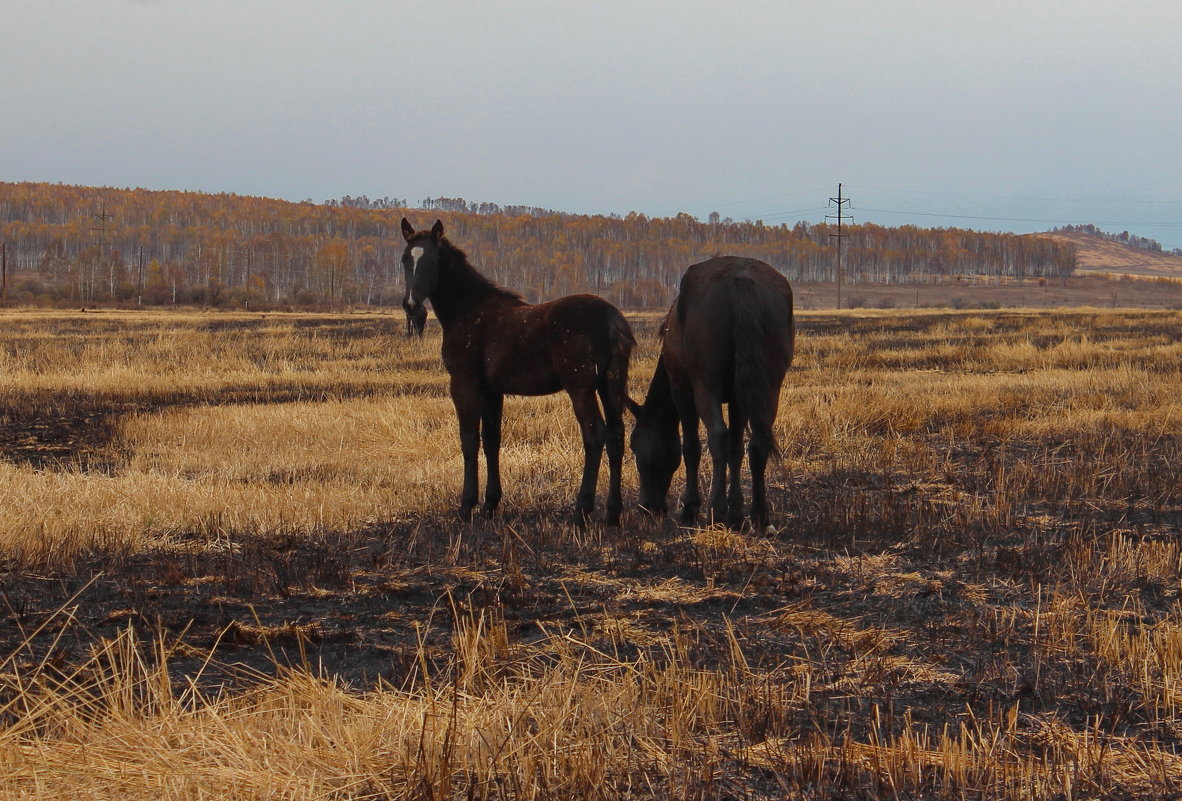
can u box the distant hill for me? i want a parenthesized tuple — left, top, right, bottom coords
(1041, 230, 1182, 277)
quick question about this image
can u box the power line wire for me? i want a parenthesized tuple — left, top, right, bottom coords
(752, 206, 831, 221)
(847, 183, 1182, 206)
(854, 206, 1182, 227)
(690, 186, 830, 213)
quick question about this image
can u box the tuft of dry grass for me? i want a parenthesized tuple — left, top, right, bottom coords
(0, 307, 1181, 798)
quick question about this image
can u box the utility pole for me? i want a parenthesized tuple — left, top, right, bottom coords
(827, 183, 851, 309)
(1, 242, 7, 302)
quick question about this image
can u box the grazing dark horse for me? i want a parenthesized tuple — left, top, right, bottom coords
(401, 218, 635, 524)
(401, 294, 427, 337)
(628, 257, 794, 529)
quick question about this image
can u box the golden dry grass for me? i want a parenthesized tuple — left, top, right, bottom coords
(0, 306, 1180, 799)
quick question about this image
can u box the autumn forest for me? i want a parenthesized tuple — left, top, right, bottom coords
(0, 182, 1078, 308)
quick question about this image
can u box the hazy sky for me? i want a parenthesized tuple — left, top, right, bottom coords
(5, 1, 1182, 247)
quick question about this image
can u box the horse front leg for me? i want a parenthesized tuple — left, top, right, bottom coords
(569, 388, 606, 523)
(600, 390, 625, 526)
(726, 403, 747, 529)
(450, 379, 481, 520)
(480, 391, 504, 515)
(699, 394, 730, 526)
(674, 390, 701, 525)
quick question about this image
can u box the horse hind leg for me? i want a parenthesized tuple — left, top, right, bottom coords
(748, 425, 773, 530)
(747, 389, 782, 530)
(600, 311, 634, 526)
(569, 388, 606, 523)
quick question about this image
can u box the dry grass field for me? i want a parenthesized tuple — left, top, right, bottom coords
(794, 273, 1182, 311)
(0, 306, 1180, 799)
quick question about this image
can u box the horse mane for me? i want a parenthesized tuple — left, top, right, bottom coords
(433, 236, 525, 305)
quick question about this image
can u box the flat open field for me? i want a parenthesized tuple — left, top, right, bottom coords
(795, 273, 1182, 311)
(1, 307, 1181, 799)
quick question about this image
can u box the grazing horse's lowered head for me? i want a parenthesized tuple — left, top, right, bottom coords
(627, 360, 681, 515)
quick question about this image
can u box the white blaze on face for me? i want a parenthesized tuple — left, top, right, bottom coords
(408, 246, 425, 305)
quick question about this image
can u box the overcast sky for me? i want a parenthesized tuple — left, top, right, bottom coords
(5, 1, 1181, 248)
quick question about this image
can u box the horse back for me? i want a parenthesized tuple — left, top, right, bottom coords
(663, 257, 794, 394)
(447, 293, 633, 396)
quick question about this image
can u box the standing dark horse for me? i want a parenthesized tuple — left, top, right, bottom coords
(401, 218, 635, 524)
(401, 294, 427, 337)
(628, 257, 794, 529)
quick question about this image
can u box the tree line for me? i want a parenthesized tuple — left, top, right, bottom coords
(0, 182, 1077, 308)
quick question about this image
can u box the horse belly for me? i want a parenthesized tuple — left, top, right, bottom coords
(486, 359, 563, 396)
(665, 328, 733, 390)
(499, 374, 563, 396)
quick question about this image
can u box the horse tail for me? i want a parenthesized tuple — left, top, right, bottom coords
(731, 276, 793, 463)
(600, 308, 635, 415)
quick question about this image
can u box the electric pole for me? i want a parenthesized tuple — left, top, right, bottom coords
(1, 242, 7, 302)
(827, 183, 851, 309)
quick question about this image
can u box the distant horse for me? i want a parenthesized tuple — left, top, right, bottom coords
(628, 257, 794, 529)
(400, 218, 635, 524)
(402, 294, 427, 337)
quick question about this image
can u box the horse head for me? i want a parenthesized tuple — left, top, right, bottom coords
(400, 218, 446, 313)
(627, 396, 681, 516)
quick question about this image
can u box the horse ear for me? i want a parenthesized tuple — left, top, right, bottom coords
(400, 218, 415, 241)
(624, 397, 642, 418)
(431, 219, 445, 241)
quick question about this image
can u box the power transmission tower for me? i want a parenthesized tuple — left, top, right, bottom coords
(91, 204, 114, 301)
(827, 183, 851, 309)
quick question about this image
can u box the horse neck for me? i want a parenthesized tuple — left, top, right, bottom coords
(641, 356, 679, 422)
(428, 245, 511, 328)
